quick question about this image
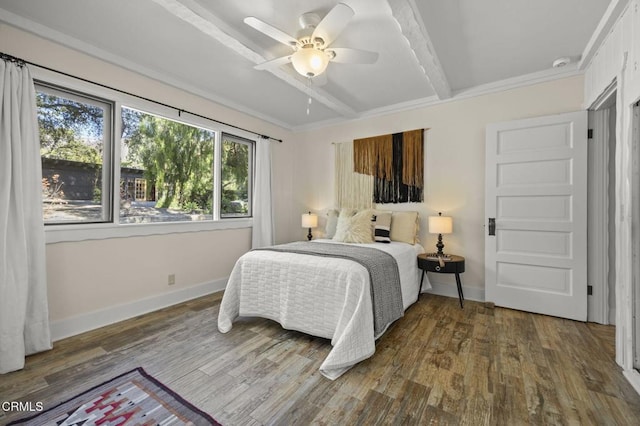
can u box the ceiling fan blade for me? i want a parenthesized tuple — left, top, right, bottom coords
(244, 17, 299, 48)
(328, 48, 379, 64)
(312, 3, 354, 47)
(254, 55, 292, 71)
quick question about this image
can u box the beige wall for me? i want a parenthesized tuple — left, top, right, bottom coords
(45, 229, 251, 320)
(1, 24, 295, 324)
(293, 76, 585, 295)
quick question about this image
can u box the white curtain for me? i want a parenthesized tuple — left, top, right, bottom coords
(251, 137, 274, 248)
(0, 58, 51, 374)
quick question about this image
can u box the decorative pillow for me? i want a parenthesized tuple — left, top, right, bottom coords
(325, 209, 339, 238)
(372, 211, 392, 243)
(390, 211, 419, 244)
(333, 209, 375, 243)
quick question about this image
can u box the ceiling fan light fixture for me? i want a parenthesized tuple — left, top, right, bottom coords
(291, 47, 329, 77)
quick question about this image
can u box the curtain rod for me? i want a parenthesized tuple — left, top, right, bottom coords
(0, 51, 283, 143)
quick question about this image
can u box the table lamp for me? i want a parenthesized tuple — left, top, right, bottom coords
(301, 211, 318, 241)
(428, 212, 453, 256)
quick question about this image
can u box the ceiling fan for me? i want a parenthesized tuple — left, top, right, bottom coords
(244, 3, 379, 79)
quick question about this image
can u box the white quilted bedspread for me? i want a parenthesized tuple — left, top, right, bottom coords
(217, 240, 429, 380)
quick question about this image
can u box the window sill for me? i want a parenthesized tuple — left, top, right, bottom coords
(45, 218, 252, 244)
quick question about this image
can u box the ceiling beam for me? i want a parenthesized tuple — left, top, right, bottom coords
(150, 0, 357, 118)
(386, 0, 452, 99)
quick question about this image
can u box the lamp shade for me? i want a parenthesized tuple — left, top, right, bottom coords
(291, 47, 329, 77)
(428, 215, 452, 234)
(301, 212, 318, 229)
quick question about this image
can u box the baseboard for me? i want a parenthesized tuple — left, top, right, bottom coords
(609, 307, 617, 325)
(623, 368, 640, 396)
(424, 281, 485, 303)
(50, 277, 227, 342)
(50, 277, 482, 342)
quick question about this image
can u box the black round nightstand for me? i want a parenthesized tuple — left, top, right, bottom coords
(417, 254, 465, 308)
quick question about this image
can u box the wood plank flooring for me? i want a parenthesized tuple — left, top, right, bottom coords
(2, 293, 640, 425)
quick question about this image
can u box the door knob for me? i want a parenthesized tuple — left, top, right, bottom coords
(488, 218, 496, 236)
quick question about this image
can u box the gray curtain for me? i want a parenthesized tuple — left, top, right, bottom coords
(0, 56, 52, 374)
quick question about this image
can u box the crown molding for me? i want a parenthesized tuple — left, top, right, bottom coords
(291, 66, 583, 133)
(450, 64, 583, 99)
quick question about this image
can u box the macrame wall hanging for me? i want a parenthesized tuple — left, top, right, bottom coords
(334, 141, 374, 209)
(354, 129, 424, 203)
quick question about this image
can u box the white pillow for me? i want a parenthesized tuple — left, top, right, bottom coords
(325, 209, 339, 238)
(333, 209, 374, 243)
(390, 211, 419, 244)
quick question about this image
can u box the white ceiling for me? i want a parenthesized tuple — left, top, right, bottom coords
(0, 0, 611, 130)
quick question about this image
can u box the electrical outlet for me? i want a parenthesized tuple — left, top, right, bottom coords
(168, 274, 176, 285)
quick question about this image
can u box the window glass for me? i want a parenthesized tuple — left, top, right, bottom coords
(221, 134, 253, 217)
(120, 107, 215, 223)
(37, 84, 112, 224)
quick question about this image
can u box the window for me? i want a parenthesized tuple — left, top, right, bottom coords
(221, 134, 253, 218)
(37, 83, 113, 224)
(120, 107, 215, 223)
(36, 76, 255, 235)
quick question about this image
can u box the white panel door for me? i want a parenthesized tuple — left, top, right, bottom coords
(485, 111, 588, 321)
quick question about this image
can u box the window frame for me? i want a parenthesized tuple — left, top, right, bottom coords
(220, 133, 255, 219)
(119, 105, 219, 223)
(33, 67, 256, 244)
(36, 81, 115, 226)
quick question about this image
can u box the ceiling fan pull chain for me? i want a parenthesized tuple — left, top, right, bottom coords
(306, 77, 312, 115)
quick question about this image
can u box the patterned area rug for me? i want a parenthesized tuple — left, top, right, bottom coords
(8, 367, 220, 425)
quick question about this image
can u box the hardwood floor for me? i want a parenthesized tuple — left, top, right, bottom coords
(2, 293, 640, 425)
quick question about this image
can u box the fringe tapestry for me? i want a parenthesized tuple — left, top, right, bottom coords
(353, 129, 424, 204)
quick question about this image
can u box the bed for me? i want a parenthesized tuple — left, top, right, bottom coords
(217, 238, 429, 379)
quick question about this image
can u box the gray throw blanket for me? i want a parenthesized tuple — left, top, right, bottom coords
(254, 241, 404, 337)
